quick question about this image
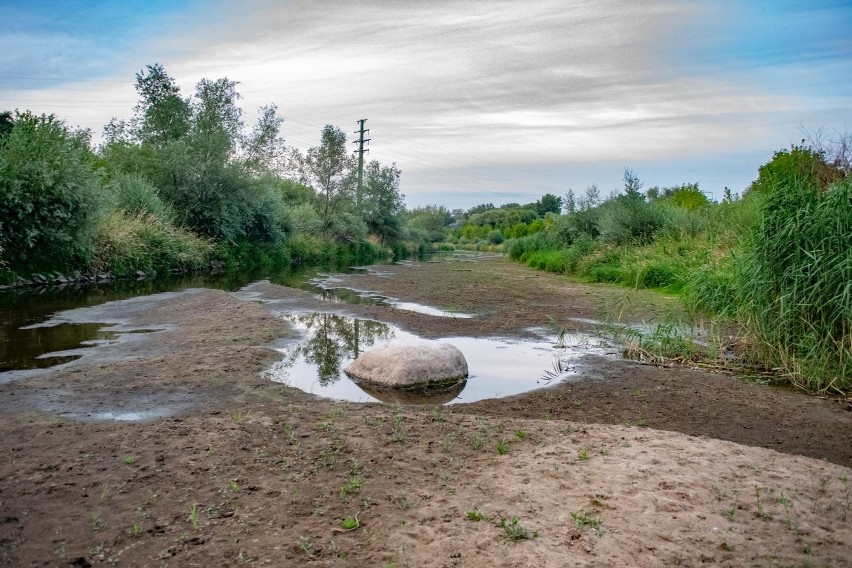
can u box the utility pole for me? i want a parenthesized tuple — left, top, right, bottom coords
(353, 119, 370, 208)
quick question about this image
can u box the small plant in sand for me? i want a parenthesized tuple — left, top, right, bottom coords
(123, 455, 136, 465)
(232, 409, 251, 423)
(515, 430, 527, 440)
(90, 512, 105, 532)
(578, 449, 589, 461)
(430, 405, 446, 422)
(329, 540, 348, 559)
(340, 514, 361, 530)
(340, 475, 363, 498)
(391, 404, 408, 444)
(298, 535, 313, 555)
(571, 510, 602, 530)
(466, 510, 488, 522)
(496, 440, 509, 455)
(126, 523, 143, 537)
(397, 494, 414, 511)
(499, 515, 538, 541)
(189, 503, 200, 530)
(753, 486, 772, 520)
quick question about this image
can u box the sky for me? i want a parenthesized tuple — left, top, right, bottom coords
(1, 0, 850, 209)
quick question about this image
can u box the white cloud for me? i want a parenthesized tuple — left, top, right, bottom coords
(2, 0, 849, 205)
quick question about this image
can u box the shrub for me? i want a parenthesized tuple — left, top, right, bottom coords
(108, 173, 174, 221)
(93, 211, 212, 274)
(486, 228, 504, 244)
(738, 175, 851, 392)
(0, 112, 100, 271)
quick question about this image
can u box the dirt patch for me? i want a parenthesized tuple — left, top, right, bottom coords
(1, 256, 850, 567)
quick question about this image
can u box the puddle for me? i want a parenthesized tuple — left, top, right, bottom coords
(304, 275, 474, 318)
(1, 322, 121, 373)
(265, 313, 615, 404)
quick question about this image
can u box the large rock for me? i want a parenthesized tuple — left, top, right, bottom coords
(344, 343, 468, 388)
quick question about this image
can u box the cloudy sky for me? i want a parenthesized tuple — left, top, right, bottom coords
(1, 0, 850, 208)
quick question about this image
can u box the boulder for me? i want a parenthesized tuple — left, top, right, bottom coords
(345, 343, 468, 388)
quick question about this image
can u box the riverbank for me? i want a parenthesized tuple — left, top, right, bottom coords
(1, 255, 850, 567)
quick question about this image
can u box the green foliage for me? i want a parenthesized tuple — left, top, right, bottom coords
(1, 62, 408, 279)
(407, 205, 452, 242)
(738, 174, 851, 392)
(93, 211, 212, 275)
(361, 161, 405, 243)
(107, 173, 174, 221)
(0, 111, 100, 271)
(499, 516, 538, 541)
(501, 147, 850, 393)
(305, 125, 355, 229)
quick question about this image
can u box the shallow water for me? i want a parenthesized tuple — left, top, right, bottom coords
(303, 273, 474, 318)
(265, 313, 615, 404)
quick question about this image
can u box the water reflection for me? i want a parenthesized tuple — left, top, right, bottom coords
(266, 312, 618, 405)
(274, 314, 394, 386)
(1, 322, 119, 372)
(356, 380, 467, 405)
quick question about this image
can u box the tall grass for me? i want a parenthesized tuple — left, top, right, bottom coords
(504, 149, 850, 393)
(736, 176, 851, 393)
(92, 211, 213, 274)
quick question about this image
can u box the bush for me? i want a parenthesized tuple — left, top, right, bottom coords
(108, 173, 174, 221)
(286, 233, 332, 267)
(93, 211, 212, 274)
(0, 112, 100, 271)
(738, 174, 851, 391)
(597, 194, 664, 245)
(637, 261, 677, 289)
(589, 264, 622, 283)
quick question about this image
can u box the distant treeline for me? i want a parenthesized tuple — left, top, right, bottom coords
(0, 63, 438, 280)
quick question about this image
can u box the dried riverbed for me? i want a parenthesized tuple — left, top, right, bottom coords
(1, 255, 850, 567)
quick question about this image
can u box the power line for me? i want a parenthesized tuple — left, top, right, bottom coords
(353, 118, 370, 207)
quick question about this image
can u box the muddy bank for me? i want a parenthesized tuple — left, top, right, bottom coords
(1, 255, 850, 567)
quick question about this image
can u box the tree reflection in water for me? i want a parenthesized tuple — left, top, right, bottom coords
(278, 314, 393, 386)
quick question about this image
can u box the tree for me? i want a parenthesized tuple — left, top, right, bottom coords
(0, 112, 99, 270)
(535, 193, 562, 216)
(578, 184, 600, 210)
(133, 63, 191, 144)
(305, 125, 354, 228)
(243, 104, 285, 172)
(563, 189, 576, 214)
(467, 203, 494, 216)
(407, 205, 452, 242)
(361, 161, 405, 243)
(192, 77, 242, 155)
(623, 168, 644, 198)
(0, 111, 13, 139)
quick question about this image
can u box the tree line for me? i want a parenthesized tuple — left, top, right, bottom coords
(0, 64, 420, 279)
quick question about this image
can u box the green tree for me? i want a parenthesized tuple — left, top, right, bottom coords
(305, 125, 354, 229)
(133, 63, 191, 144)
(535, 193, 562, 216)
(0, 112, 99, 270)
(361, 161, 404, 243)
(407, 205, 452, 242)
(0, 111, 13, 139)
(243, 105, 285, 173)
